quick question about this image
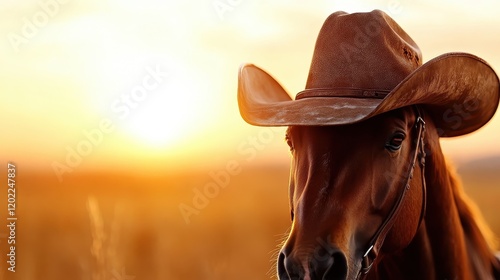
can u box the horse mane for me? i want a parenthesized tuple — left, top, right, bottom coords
(423, 114, 499, 276)
(445, 160, 499, 267)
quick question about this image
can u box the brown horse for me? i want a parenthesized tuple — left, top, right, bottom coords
(236, 10, 500, 280)
(276, 106, 500, 279)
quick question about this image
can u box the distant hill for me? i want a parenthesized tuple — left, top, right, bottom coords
(456, 156, 500, 189)
(457, 156, 500, 188)
(458, 156, 500, 173)
(455, 157, 500, 237)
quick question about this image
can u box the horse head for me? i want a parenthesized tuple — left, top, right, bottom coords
(278, 107, 427, 279)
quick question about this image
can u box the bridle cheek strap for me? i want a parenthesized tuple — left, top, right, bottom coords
(357, 106, 427, 279)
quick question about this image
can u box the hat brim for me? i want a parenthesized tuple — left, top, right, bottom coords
(238, 53, 500, 137)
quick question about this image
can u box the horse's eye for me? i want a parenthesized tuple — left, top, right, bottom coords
(385, 132, 406, 152)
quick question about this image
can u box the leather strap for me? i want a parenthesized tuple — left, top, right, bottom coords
(296, 88, 390, 100)
(356, 106, 427, 279)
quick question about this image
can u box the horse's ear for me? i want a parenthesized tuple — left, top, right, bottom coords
(237, 64, 292, 125)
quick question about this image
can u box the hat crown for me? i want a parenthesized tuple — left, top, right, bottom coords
(238, 10, 499, 137)
(305, 10, 422, 91)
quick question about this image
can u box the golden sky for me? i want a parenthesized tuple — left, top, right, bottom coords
(2, 0, 500, 179)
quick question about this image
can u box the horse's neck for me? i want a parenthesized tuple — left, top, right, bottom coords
(380, 152, 498, 279)
(427, 153, 499, 278)
(371, 146, 499, 280)
(374, 222, 435, 279)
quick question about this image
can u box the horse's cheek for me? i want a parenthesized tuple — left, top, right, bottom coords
(371, 177, 394, 211)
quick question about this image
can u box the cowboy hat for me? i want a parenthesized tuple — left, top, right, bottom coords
(237, 10, 499, 137)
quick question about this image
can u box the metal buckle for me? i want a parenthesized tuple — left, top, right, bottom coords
(416, 116, 426, 127)
(361, 245, 375, 274)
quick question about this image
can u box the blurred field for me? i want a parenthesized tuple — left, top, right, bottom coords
(1, 160, 499, 280)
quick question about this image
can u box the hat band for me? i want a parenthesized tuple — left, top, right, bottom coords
(296, 88, 390, 100)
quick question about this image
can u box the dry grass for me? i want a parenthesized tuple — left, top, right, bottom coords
(4, 164, 499, 280)
(87, 196, 124, 280)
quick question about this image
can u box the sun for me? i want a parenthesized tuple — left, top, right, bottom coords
(119, 65, 211, 148)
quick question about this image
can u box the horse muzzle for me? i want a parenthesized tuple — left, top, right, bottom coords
(277, 244, 348, 280)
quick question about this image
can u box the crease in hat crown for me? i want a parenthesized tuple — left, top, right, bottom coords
(303, 10, 421, 95)
(237, 10, 500, 137)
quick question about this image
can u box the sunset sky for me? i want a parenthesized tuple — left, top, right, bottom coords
(2, 0, 500, 179)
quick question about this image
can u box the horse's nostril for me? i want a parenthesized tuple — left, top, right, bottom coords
(277, 252, 289, 280)
(309, 247, 347, 280)
(278, 251, 304, 280)
(323, 251, 348, 280)
(278, 248, 346, 280)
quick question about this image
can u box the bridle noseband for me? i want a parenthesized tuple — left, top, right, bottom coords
(356, 106, 427, 279)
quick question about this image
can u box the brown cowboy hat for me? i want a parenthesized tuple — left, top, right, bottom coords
(238, 10, 500, 137)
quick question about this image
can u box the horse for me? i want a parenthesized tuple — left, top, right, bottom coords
(235, 9, 500, 280)
(276, 106, 500, 279)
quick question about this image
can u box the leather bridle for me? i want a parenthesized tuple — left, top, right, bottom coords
(356, 106, 427, 279)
